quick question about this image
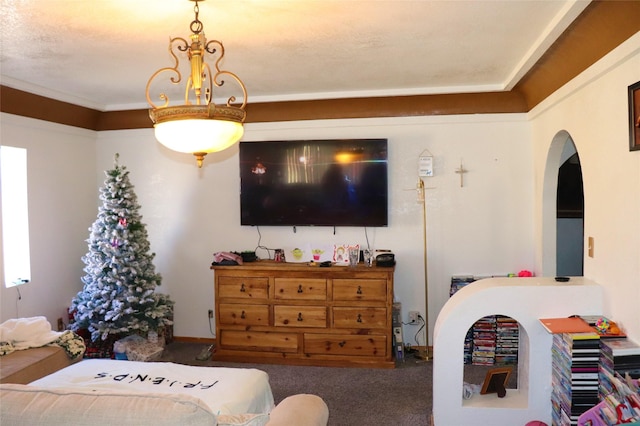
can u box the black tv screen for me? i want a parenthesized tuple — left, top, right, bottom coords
(240, 139, 388, 227)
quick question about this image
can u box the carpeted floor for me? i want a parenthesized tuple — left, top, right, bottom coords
(159, 342, 516, 426)
(160, 342, 433, 425)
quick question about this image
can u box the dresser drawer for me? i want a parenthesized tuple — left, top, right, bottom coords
(333, 307, 387, 328)
(218, 276, 269, 299)
(274, 306, 327, 328)
(274, 278, 327, 300)
(218, 304, 269, 326)
(304, 334, 387, 357)
(220, 330, 298, 352)
(332, 279, 387, 302)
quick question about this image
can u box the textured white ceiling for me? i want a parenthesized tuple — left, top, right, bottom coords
(0, 0, 590, 111)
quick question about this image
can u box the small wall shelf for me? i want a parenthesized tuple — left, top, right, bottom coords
(462, 389, 528, 409)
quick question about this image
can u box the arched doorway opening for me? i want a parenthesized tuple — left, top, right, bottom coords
(541, 131, 584, 276)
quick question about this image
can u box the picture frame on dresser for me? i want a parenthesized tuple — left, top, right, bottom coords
(629, 80, 640, 151)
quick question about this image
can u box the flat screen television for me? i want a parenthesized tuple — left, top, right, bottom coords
(239, 139, 388, 227)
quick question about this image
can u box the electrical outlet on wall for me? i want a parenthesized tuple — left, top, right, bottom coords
(208, 309, 213, 319)
(408, 311, 419, 324)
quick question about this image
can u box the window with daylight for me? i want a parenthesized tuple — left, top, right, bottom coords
(1, 146, 31, 287)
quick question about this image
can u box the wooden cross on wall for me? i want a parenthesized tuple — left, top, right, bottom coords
(454, 160, 468, 188)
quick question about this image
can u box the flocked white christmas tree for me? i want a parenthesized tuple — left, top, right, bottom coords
(70, 154, 173, 341)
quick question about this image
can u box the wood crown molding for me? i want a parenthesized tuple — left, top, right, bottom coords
(2, 1, 639, 131)
(0, 86, 101, 130)
(513, 0, 640, 109)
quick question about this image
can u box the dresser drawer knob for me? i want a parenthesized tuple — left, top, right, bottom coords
(339, 341, 346, 347)
(356, 285, 363, 295)
(357, 314, 362, 323)
(297, 312, 303, 322)
(240, 283, 246, 292)
(297, 285, 303, 293)
(241, 310, 246, 319)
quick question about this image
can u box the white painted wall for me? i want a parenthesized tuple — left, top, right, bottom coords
(530, 32, 640, 340)
(0, 114, 96, 325)
(4, 111, 533, 341)
(95, 114, 534, 340)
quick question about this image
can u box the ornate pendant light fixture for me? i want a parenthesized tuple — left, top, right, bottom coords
(146, 0, 247, 168)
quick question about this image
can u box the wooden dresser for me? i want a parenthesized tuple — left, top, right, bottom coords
(211, 261, 395, 368)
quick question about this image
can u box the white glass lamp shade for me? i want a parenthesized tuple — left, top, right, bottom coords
(154, 118, 244, 154)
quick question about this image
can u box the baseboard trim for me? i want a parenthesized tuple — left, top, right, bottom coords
(412, 345, 434, 361)
(173, 336, 216, 344)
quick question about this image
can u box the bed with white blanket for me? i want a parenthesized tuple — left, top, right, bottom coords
(31, 358, 275, 416)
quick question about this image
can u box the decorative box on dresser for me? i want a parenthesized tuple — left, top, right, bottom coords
(211, 261, 395, 368)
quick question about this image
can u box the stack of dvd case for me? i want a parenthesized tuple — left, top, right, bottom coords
(600, 338, 640, 398)
(472, 316, 497, 365)
(551, 332, 601, 426)
(495, 315, 519, 365)
(578, 369, 640, 425)
(450, 275, 476, 296)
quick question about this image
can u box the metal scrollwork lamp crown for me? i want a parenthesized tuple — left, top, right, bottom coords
(146, 0, 247, 168)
